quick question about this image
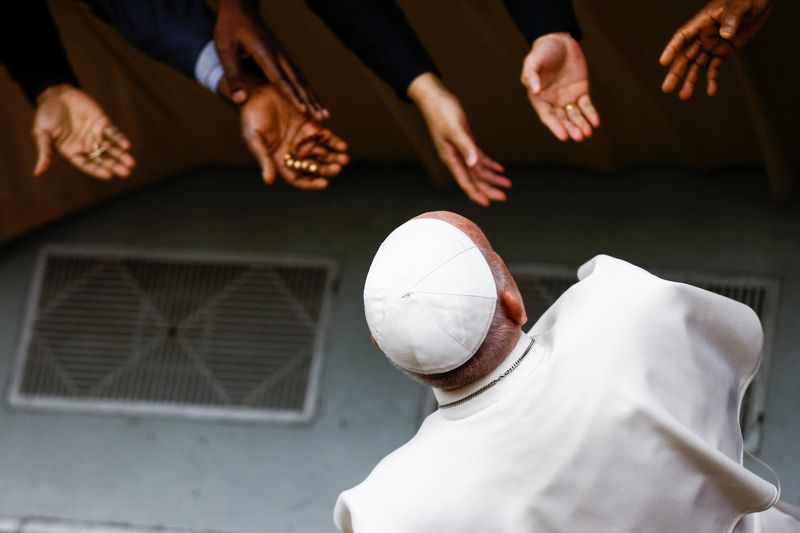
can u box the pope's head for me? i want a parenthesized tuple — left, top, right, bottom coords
(364, 211, 527, 390)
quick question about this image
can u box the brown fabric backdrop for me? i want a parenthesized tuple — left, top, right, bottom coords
(1, 0, 796, 243)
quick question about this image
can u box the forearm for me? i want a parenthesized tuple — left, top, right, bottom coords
(306, 0, 438, 100)
(0, 0, 80, 104)
(502, 0, 582, 43)
(407, 72, 452, 112)
(89, 0, 216, 79)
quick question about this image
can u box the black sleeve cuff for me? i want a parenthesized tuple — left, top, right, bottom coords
(89, 0, 216, 80)
(0, 0, 80, 104)
(307, 0, 439, 101)
(502, 0, 582, 44)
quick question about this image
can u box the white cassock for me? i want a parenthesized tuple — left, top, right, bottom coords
(335, 255, 800, 532)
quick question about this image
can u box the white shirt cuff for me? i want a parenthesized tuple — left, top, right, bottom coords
(194, 40, 224, 93)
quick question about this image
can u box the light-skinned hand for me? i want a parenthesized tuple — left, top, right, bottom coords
(408, 73, 511, 207)
(32, 84, 135, 180)
(521, 32, 600, 142)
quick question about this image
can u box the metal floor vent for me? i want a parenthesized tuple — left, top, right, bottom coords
(10, 246, 337, 422)
(510, 263, 780, 453)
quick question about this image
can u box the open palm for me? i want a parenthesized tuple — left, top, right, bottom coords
(32, 85, 134, 180)
(521, 33, 599, 142)
(239, 84, 348, 190)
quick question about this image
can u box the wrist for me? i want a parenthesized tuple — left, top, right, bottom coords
(531, 31, 573, 50)
(407, 73, 452, 111)
(218, 0, 259, 15)
(36, 83, 76, 105)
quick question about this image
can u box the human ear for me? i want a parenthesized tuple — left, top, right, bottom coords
(499, 288, 527, 326)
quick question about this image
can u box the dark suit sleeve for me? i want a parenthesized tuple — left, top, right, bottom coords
(88, 0, 216, 79)
(0, 1, 80, 104)
(502, 0, 582, 43)
(306, 0, 438, 100)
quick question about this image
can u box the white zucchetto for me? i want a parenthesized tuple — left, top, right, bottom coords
(363, 218, 497, 374)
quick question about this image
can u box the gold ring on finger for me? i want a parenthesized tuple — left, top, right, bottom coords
(308, 163, 319, 174)
(564, 103, 577, 113)
(88, 142, 108, 160)
(102, 125, 118, 138)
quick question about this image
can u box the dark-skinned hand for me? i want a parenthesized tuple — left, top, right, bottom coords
(239, 83, 348, 190)
(660, 0, 772, 99)
(215, 0, 329, 121)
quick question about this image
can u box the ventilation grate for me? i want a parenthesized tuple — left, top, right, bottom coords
(10, 246, 337, 422)
(510, 264, 780, 452)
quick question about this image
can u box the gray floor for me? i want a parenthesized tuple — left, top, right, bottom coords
(0, 163, 797, 532)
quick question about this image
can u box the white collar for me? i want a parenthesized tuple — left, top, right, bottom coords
(432, 331, 546, 420)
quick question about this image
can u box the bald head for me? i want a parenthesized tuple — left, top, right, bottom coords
(414, 211, 494, 256)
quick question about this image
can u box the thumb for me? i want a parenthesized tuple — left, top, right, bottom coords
(261, 157, 276, 185)
(720, 0, 748, 39)
(244, 131, 276, 184)
(32, 131, 53, 176)
(218, 44, 247, 104)
(527, 69, 543, 95)
(451, 130, 479, 167)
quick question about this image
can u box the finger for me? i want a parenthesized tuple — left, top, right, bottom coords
(442, 145, 488, 207)
(659, 19, 704, 65)
(103, 125, 131, 151)
(308, 94, 331, 122)
(101, 147, 135, 178)
(706, 56, 724, 96)
(32, 131, 53, 176)
(277, 54, 327, 120)
(474, 179, 507, 202)
(103, 143, 135, 170)
(285, 176, 330, 191)
(97, 153, 130, 178)
(531, 100, 569, 142)
(565, 104, 592, 138)
(661, 40, 703, 93)
(524, 69, 542, 95)
(720, 0, 749, 39)
(299, 128, 348, 154)
(475, 164, 512, 189)
(478, 150, 505, 174)
(307, 146, 350, 165)
(244, 132, 276, 184)
(249, 43, 308, 114)
(217, 43, 247, 104)
(70, 154, 113, 181)
(451, 130, 479, 168)
(555, 107, 584, 142)
(322, 130, 348, 153)
(679, 60, 703, 100)
(577, 94, 601, 128)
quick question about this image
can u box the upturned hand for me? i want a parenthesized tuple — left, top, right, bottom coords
(239, 83, 348, 190)
(521, 33, 600, 142)
(32, 84, 135, 180)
